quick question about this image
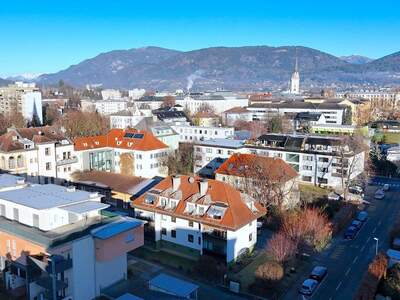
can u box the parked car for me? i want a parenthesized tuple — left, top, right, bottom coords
(309, 266, 328, 282)
(383, 184, 390, 191)
(374, 189, 385, 200)
(328, 192, 341, 201)
(356, 211, 368, 222)
(344, 225, 358, 240)
(349, 185, 364, 195)
(351, 220, 363, 230)
(299, 279, 319, 295)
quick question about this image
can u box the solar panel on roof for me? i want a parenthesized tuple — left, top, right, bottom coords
(133, 133, 144, 139)
(124, 132, 135, 138)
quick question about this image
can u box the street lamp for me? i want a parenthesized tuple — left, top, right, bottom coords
(373, 237, 379, 255)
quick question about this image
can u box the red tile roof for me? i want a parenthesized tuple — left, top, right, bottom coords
(74, 128, 168, 151)
(216, 153, 298, 182)
(223, 107, 249, 114)
(132, 175, 266, 231)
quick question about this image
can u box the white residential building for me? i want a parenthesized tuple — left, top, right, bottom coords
(175, 92, 249, 114)
(171, 124, 235, 142)
(109, 111, 146, 129)
(132, 175, 266, 263)
(0, 127, 79, 182)
(128, 88, 146, 100)
(336, 91, 400, 103)
(74, 128, 169, 178)
(101, 89, 122, 100)
(193, 134, 365, 189)
(94, 99, 129, 115)
(0, 174, 145, 300)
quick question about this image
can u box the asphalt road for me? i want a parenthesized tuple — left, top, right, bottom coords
(283, 178, 400, 300)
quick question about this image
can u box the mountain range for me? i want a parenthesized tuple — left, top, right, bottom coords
(3, 46, 400, 90)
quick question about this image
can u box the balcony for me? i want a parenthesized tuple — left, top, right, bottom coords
(56, 156, 78, 166)
(203, 229, 227, 240)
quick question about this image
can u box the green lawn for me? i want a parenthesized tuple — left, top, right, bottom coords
(131, 247, 194, 273)
(299, 184, 331, 204)
(230, 253, 270, 289)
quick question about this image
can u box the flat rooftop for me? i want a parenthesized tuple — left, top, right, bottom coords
(193, 138, 245, 149)
(0, 174, 26, 190)
(0, 184, 99, 210)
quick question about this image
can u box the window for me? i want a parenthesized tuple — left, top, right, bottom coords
(302, 176, 312, 182)
(13, 208, 19, 221)
(125, 233, 135, 243)
(189, 221, 194, 227)
(0, 204, 5, 216)
(198, 237, 201, 244)
(45, 147, 51, 156)
(317, 177, 328, 184)
(303, 165, 312, 171)
(318, 157, 329, 163)
(46, 162, 51, 171)
(188, 234, 194, 243)
(217, 149, 223, 154)
(171, 216, 176, 223)
(161, 214, 167, 221)
(303, 155, 313, 161)
(249, 233, 253, 242)
(206, 148, 212, 153)
(171, 230, 176, 238)
(161, 228, 167, 235)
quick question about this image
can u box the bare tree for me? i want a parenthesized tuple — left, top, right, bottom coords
(161, 95, 176, 108)
(267, 232, 297, 264)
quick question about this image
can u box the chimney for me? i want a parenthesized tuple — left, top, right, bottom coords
(172, 175, 181, 192)
(199, 179, 208, 196)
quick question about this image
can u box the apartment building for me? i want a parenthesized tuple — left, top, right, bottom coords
(0, 127, 79, 181)
(74, 128, 169, 178)
(215, 153, 300, 208)
(171, 124, 234, 142)
(336, 91, 400, 103)
(0, 82, 43, 123)
(193, 134, 365, 188)
(101, 89, 122, 100)
(109, 110, 146, 129)
(175, 92, 249, 114)
(132, 175, 266, 263)
(222, 107, 253, 126)
(0, 175, 145, 300)
(247, 101, 347, 125)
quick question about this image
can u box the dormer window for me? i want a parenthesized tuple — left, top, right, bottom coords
(95, 141, 99, 145)
(117, 141, 122, 146)
(185, 203, 195, 214)
(83, 143, 88, 147)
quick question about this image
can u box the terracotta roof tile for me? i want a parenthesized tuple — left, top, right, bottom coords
(216, 153, 298, 182)
(74, 129, 168, 151)
(132, 175, 266, 231)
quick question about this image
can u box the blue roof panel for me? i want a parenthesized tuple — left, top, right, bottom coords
(149, 273, 198, 297)
(92, 218, 144, 240)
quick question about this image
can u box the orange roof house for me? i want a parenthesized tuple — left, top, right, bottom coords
(74, 128, 168, 152)
(132, 175, 266, 262)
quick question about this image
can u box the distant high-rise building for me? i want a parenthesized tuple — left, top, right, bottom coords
(290, 56, 300, 94)
(0, 82, 43, 123)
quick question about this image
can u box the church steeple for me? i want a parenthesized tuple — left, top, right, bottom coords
(290, 48, 300, 94)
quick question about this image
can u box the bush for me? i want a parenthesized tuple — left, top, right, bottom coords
(255, 261, 284, 282)
(267, 232, 297, 264)
(379, 264, 400, 299)
(354, 253, 388, 300)
(332, 203, 357, 234)
(192, 256, 226, 283)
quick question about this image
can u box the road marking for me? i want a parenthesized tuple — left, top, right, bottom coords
(372, 226, 377, 233)
(353, 256, 359, 264)
(336, 281, 342, 291)
(345, 267, 351, 276)
(366, 236, 371, 243)
(361, 244, 366, 251)
(378, 220, 382, 226)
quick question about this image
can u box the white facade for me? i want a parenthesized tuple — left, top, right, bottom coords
(101, 89, 122, 100)
(175, 95, 249, 114)
(193, 138, 365, 189)
(172, 125, 235, 142)
(337, 91, 400, 103)
(128, 88, 146, 100)
(110, 114, 145, 129)
(290, 58, 300, 94)
(95, 100, 128, 115)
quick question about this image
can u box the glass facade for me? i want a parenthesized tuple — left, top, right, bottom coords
(89, 150, 113, 171)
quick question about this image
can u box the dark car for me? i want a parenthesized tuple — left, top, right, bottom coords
(299, 279, 318, 295)
(310, 266, 328, 282)
(351, 220, 363, 230)
(356, 211, 368, 222)
(344, 225, 358, 240)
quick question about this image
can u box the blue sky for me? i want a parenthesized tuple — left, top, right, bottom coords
(1, 0, 399, 76)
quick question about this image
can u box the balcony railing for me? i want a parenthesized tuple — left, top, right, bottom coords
(56, 157, 78, 166)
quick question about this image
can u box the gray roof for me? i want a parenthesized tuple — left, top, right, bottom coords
(194, 138, 245, 149)
(0, 174, 25, 190)
(60, 201, 109, 214)
(149, 273, 198, 297)
(0, 184, 98, 210)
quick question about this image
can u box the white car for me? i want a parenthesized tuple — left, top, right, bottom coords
(374, 189, 385, 200)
